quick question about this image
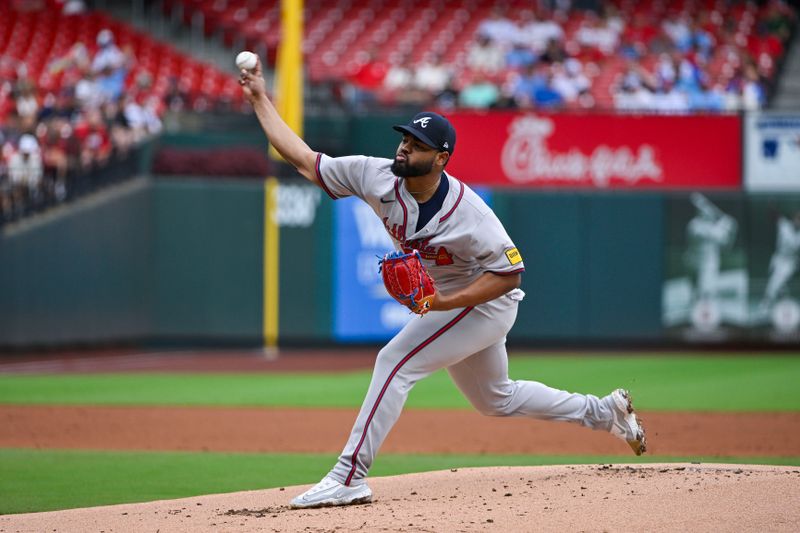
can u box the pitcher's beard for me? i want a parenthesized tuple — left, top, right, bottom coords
(391, 157, 434, 178)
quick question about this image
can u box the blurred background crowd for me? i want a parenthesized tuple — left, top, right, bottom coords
(322, 0, 795, 111)
(0, 0, 796, 223)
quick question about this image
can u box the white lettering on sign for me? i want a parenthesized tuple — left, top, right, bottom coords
(353, 202, 393, 248)
(500, 116, 664, 187)
(273, 184, 321, 227)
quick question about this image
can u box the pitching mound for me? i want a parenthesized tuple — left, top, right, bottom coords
(2, 464, 798, 532)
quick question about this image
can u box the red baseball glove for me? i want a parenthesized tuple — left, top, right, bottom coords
(380, 250, 437, 315)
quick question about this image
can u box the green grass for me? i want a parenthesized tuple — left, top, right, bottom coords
(1, 448, 798, 514)
(0, 355, 799, 411)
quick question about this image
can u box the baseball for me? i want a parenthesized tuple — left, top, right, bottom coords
(235, 50, 258, 71)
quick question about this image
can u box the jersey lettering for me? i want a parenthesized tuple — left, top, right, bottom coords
(382, 217, 406, 242)
(392, 232, 455, 266)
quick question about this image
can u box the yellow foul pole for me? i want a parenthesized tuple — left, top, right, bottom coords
(263, 177, 280, 353)
(270, 0, 304, 159)
(264, 0, 303, 352)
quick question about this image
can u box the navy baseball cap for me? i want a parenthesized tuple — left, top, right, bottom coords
(393, 112, 456, 155)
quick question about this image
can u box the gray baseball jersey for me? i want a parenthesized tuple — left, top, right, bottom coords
(316, 153, 526, 294)
(314, 152, 625, 487)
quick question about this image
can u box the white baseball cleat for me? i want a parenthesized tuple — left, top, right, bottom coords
(608, 388, 647, 456)
(290, 475, 373, 509)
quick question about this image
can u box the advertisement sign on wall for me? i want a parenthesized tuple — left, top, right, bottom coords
(662, 193, 748, 341)
(745, 112, 800, 191)
(747, 196, 800, 341)
(662, 192, 800, 342)
(446, 112, 741, 189)
(333, 197, 413, 341)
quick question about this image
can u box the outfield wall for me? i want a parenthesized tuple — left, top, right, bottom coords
(3, 110, 800, 348)
(4, 177, 797, 348)
(0, 180, 153, 345)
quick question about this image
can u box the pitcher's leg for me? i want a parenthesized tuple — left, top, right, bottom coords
(446, 341, 615, 431)
(330, 302, 519, 486)
(329, 306, 483, 485)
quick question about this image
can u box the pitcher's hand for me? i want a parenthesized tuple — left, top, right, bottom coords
(239, 55, 267, 104)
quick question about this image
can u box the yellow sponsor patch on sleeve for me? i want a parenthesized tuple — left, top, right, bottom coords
(504, 247, 522, 265)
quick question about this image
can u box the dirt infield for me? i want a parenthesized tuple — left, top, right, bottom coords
(2, 350, 799, 530)
(2, 464, 798, 532)
(3, 405, 800, 457)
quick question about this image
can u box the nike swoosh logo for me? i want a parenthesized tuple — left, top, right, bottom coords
(380, 197, 395, 203)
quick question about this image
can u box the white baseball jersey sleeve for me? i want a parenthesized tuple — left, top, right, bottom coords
(315, 153, 525, 295)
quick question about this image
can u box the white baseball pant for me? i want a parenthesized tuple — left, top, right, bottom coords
(328, 294, 619, 486)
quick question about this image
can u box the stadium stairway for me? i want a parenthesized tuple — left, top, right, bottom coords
(772, 31, 800, 110)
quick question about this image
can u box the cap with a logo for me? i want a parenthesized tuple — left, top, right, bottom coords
(393, 112, 456, 155)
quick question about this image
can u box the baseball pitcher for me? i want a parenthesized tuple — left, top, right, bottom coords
(239, 56, 646, 509)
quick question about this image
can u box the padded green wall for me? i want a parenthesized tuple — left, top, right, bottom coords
(277, 197, 334, 343)
(583, 194, 663, 339)
(0, 178, 678, 347)
(494, 193, 583, 338)
(494, 191, 664, 343)
(0, 180, 152, 345)
(151, 179, 263, 342)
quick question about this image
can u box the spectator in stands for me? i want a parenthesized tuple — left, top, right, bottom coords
(383, 62, 413, 92)
(123, 93, 163, 142)
(575, 12, 621, 56)
(48, 41, 90, 78)
(551, 59, 591, 105)
(614, 59, 658, 110)
(92, 30, 131, 105)
(42, 87, 79, 123)
(477, 6, 517, 48)
(344, 49, 388, 109)
(75, 70, 104, 110)
(14, 78, 38, 132)
(381, 61, 429, 105)
(652, 79, 690, 112)
(514, 9, 564, 54)
(741, 63, 766, 110)
(458, 71, 500, 109)
(538, 37, 568, 64)
(672, 53, 705, 95)
(654, 52, 678, 87)
(433, 80, 460, 111)
(466, 34, 506, 74)
(0, 139, 12, 219)
(7, 134, 43, 210)
(509, 62, 564, 109)
(686, 17, 716, 61)
(505, 42, 537, 71)
(58, 0, 86, 15)
(622, 12, 659, 58)
(531, 68, 564, 108)
(91, 29, 125, 74)
(413, 55, 452, 95)
(163, 76, 190, 112)
(75, 108, 112, 170)
(510, 63, 545, 108)
(662, 12, 693, 52)
(39, 119, 72, 202)
(104, 100, 134, 157)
